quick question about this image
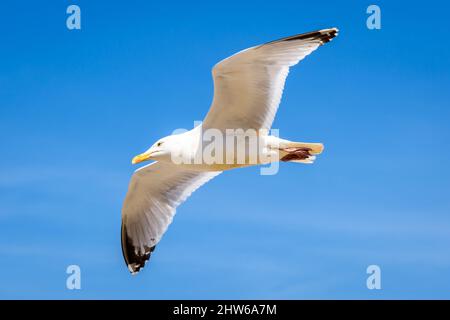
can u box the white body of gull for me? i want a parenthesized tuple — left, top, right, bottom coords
(121, 28, 339, 274)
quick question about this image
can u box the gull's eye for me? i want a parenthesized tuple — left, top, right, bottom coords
(157, 141, 163, 147)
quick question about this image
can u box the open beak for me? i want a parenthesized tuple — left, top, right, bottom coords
(131, 152, 152, 164)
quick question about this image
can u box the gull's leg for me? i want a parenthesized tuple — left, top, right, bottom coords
(264, 136, 324, 164)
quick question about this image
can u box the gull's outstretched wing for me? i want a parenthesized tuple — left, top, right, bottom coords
(202, 28, 338, 131)
(121, 162, 221, 274)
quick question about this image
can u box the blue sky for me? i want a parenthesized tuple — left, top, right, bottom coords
(1, 0, 449, 299)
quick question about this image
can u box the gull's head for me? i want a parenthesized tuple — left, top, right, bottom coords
(132, 136, 174, 164)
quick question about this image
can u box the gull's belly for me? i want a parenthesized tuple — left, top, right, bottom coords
(172, 162, 252, 172)
(168, 133, 281, 171)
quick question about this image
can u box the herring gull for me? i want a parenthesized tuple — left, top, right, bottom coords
(121, 28, 339, 274)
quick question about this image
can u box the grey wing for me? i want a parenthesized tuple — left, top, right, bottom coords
(202, 28, 338, 131)
(121, 161, 221, 274)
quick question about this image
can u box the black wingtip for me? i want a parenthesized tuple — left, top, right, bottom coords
(121, 222, 155, 275)
(263, 27, 339, 46)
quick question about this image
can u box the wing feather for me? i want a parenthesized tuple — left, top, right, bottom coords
(202, 28, 338, 131)
(121, 162, 221, 274)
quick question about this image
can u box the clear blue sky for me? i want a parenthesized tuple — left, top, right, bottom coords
(1, 0, 449, 299)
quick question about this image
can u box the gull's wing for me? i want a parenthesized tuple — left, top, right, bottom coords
(202, 28, 338, 131)
(121, 161, 221, 274)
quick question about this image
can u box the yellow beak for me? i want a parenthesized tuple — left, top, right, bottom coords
(131, 152, 152, 164)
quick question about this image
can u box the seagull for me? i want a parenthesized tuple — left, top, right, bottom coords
(121, 28, 339, 274)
